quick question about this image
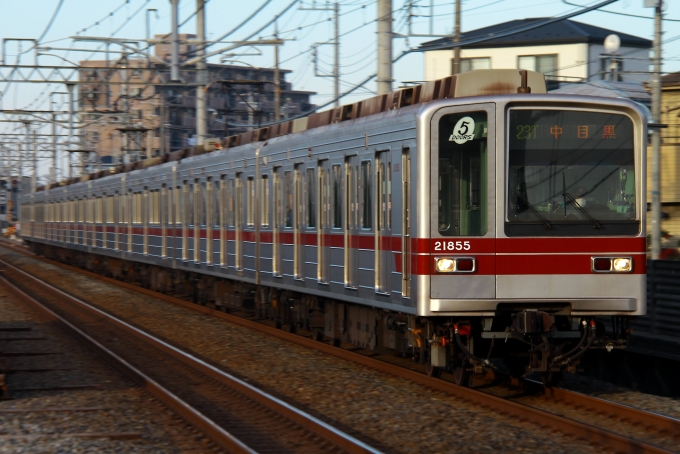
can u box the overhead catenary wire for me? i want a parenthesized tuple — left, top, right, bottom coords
(259, 0, 633, 127)
(562, 0, 680, 22)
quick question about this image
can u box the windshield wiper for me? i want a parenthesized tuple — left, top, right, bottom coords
(562, 192, 602, 229)
(516, 191, 552, 229)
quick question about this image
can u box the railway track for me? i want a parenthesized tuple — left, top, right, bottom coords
(0, 253, 379, 454)
(3, 241, 680, 453)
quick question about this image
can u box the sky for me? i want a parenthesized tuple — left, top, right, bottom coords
(0, 0, 679, 181)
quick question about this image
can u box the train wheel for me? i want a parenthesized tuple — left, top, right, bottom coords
(425, 362, 442, 378)
(312, 329, 324, 342)
(452, 354, 470, 387)
(542, 371, 563, 388)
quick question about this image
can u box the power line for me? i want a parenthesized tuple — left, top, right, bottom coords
(37, 0, 66, 44)
(76, 0, 132, 36)
(563, 0, 680, 22)
(193, 0, 274, 54)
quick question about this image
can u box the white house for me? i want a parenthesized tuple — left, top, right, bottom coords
(420, 18, 651, 89)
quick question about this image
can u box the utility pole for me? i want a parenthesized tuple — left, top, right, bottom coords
(31, 130, 37, 192)
(66, 83, 75, 179)
(248, 93, 254, 129)
(160, 95, 166, 155)
(16, 143, 21, 189)
(650, 0, 663, 260)
(452, 0, 461, 75)
(377, 0, 392, 95)
(51, 115, 57, 183)
(303, 3, 340, 106)
(22, 122, 29, 191)
(333, 2, 339, 106)
(170, 0, 180, 82)
(196, 0, 207, 145)
(274, 22, 281, 121)
(120, 57, 130, 163)
(146, 8, 158, 67)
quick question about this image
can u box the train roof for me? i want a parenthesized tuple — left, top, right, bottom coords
(37, 69, 547, 192)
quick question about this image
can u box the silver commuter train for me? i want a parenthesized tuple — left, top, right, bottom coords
(21, 70, 647, 384)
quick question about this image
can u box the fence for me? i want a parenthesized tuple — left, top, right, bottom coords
(631, 260, 680, 344)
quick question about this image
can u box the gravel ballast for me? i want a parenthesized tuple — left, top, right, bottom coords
(0, 274, 218, 453)
(0, 249, 621, 454)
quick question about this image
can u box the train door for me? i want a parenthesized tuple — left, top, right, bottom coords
(401, 148, 412, 298)
(201, 178, 215, 265)
(219, 177, 226, 267)
(430, 104, 495, 300)
(318, 160, 330, 284)
(294, 165, 304, 280)
(194, 181, 201, 263)
(345, 156, 358, 288)
(127, 191, 133, 254)
(273, 167, 282, 277)
(160, 186, 166, 258)
(210, 178, 219, 265)
(235, 173, 243, 270)
(375, 150, 392, 294)
(143, 189, 149, 255)
(182, 182, 190, 261)
(282, 170, 294, 278)
(330, 162, 343, 286)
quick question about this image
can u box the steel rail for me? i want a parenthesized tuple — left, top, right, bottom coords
(1, 241, 676, 453)
(0, 267, 255, 454)
(544, 386, 680, 437)
(0, 255, 380, 454)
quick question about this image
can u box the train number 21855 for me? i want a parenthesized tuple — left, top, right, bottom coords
(433, 241, 471, 252)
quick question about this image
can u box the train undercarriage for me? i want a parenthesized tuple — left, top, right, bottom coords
(27, 241, 632, 387)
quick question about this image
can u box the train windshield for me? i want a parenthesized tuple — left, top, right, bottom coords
(438, 111, 488, 236)
(507, 109, 638, 237)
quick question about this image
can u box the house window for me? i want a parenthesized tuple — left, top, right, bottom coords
(456, 57, 491, 73)
(518, 54, 557, 78)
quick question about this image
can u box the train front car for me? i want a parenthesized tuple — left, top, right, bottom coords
(418, 91, 647, 384)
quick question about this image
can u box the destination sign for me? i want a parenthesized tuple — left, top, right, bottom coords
(509, 110, 634, 150)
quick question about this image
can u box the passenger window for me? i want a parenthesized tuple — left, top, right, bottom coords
(361, 161, 372, 229)
(306, 168, 316, 228)
(97, 197, 103, 223)
(175, 186, 183, 225)
(284, 171, 293, 228)
(387, 162, 392, 229)
(106, 196, 114, 223)
(165, 188, 171, 224)
(247, 177, 255, 226)
(227, 179, 235, 227)
(213, 179, 220, 227)
(155, 190, 161, 224)
(199, 182, 207, 226)
(186, 183, 194, 226)
(134, 193, 143, 224)
(332, 165, 342, 229)
(261, 174, 270, 227)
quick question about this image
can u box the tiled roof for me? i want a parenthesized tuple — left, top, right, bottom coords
(662, 72, 680, 87)
(420, 18, 651, 51)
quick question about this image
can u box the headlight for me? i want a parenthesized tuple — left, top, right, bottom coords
(592, 256, 633, 273)
(612, 258, 632, 272)
(436, 258, 456, 273)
